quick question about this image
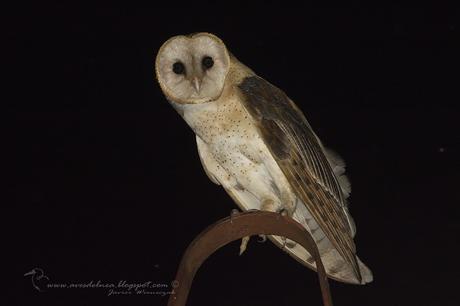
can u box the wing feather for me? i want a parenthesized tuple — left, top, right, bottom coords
(238, 76, 361, 281)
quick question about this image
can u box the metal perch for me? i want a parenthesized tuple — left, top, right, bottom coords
(167, 210, 333, 306)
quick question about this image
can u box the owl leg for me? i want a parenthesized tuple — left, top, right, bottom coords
(228, 208, 251, 255)
(239, 198, 277, 255)
(251, 198, 279, 245)
(260, 198, 277, 211)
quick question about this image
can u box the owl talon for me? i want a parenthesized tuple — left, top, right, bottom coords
(239, 236, 250, 255)
(286, 239, 296, 248)
(280, 236, 296, 249)
(278, 208, 289, 217)
(230, 209, 240, 223)
(257, 234, 266, 243)
(281, 236, 287, 249)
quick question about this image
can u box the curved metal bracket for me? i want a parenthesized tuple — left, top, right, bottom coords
(167, 210, 333, 306)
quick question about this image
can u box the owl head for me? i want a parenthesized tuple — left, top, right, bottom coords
(155, 33, 231, 104)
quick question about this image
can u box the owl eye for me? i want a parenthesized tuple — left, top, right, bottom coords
(202, 56, 214, 70)
(172, 61, 185, 75)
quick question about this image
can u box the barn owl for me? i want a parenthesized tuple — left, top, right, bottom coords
(155, 33, 373, 284)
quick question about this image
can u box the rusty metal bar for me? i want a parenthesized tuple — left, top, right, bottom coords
(167, 210, 333, 306)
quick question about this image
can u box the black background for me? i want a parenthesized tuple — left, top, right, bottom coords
(11, 3, 459, 306)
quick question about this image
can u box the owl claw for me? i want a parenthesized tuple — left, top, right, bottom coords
(257, 234, 266, 243)
(280, 236, 296, 249)
(281, 236, 287, 250)
(230, 209, 240, 223)
(277, 209, 296, 248)
(278, 208, 289, 217)
(239, 236, 250, 255)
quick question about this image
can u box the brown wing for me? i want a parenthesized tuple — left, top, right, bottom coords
(238, 76, 361, 282)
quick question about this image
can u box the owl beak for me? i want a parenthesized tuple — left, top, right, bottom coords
(192, 77, 201, 93)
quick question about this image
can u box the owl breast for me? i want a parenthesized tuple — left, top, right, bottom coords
(208, 125, 268, 192)
(179, 94, 290, 207)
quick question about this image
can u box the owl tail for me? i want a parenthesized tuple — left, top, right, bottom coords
(268, 201, 373, 284)
(268, 233, 373, 284)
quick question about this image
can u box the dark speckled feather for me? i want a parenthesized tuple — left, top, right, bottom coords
(238, 76, 361, 282)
